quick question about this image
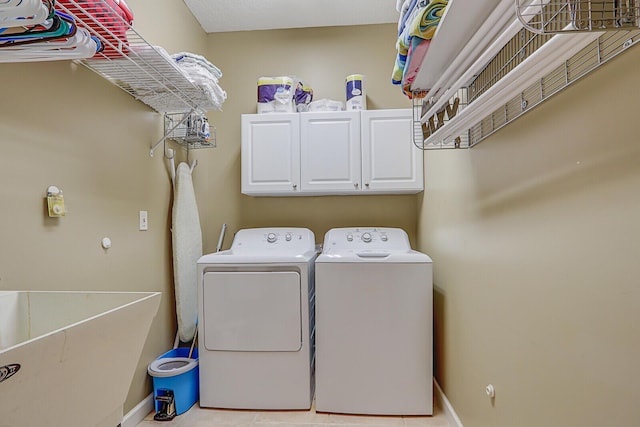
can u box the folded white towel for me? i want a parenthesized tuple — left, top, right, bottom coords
(172, 51, 223, 79)
(173, 53, 227, 110)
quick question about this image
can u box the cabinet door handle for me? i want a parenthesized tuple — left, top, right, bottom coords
(365, 183, 370, 187)
(293, 184, 297, 190)
(354, 183, 359, 189)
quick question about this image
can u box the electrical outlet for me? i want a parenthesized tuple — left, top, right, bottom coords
(139, 211, 148, 231)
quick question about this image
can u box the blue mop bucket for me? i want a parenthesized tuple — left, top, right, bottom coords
(148, 348, 199, 415)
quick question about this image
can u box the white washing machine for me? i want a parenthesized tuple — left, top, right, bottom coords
(315, 227, 433, 415)
(197, 227, 317, 410)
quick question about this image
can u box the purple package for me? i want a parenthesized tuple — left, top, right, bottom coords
(257, 77, 293, 103)
(294, 82, 313, 106)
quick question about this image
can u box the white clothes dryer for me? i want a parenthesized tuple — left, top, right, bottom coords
(315, 227, 433, 415)
(197, 227, 317, 410)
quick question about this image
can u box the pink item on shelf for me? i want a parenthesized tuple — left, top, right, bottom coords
(401, 37, 431, 98)
(58, 0, 134, 58)
(114, 0, 133, 23)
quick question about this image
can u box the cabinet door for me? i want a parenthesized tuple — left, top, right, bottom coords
(361, 109, 423, 194)
(241, 114, 300, 196)
(300, 112, 361, 193)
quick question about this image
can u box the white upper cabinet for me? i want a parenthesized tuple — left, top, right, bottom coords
(300, 112, 361, 193)
(241, 109, 423, 196)
(241, 113, 300, 195)
(361, 109, 423, 193)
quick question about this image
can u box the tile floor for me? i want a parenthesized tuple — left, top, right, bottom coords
(136, 400, 451, 427)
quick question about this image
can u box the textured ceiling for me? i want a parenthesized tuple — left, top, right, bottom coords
(183, 0, 399, 33)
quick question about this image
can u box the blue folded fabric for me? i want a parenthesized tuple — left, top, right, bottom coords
(398, 0, 419, 36)
(391, 0, 448, 93)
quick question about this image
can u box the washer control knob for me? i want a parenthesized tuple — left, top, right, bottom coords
(361, 232, 372, 243)
(346, 234, 353, 242)
(285, 233, 292, 241)
(267, 232, 277, 243)
(381, 235, 388, 242)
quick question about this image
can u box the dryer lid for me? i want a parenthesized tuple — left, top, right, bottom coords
(198, 227, 317, 264)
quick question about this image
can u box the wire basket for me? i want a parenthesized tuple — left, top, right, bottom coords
(165, 112, 216, 150)
(516, 0, 640, 34)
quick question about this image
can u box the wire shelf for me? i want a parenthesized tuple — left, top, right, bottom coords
(468, 29, 553, 104)
(517, 0, 640, 34)
(411, 21, 639, 149)
(55, 0, 215, 113)
(468, 29, 640, 145)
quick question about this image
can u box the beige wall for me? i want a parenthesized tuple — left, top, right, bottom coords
(0, 0, 206, 412)
(418, 45, 640, 426)
(204, 25, 418, 249)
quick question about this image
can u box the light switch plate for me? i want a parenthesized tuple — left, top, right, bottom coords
(139, 210, 148, 231)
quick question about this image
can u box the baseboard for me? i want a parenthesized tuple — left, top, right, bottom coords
(125, 382, 456, 427)
(434, 379, 464, 427)
(121, 394, 154, 427)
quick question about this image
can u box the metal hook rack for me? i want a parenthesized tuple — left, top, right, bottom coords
(412, 89, 470, 150)
(151, 111, 216, 159)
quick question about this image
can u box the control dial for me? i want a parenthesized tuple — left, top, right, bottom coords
(361, 232, 372, 243)
(267, 232, 278, 243)
(285, 233, 292, 241)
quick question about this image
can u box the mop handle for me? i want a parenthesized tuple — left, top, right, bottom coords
(188, 327, 198, 359)
(216, 223, 227, 252)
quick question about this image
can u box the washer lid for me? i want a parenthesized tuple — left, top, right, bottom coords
(316, 250, 431, 263)
(318, 227, 431, 263)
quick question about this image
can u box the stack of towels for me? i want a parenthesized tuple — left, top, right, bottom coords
(172, 52, 227, 111)
(392, 0, 449, 98)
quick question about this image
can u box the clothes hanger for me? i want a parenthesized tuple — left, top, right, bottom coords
(0, 0, 103, 62)
(0, 12, 72, 45)
(0, 1, 31, 8)
(0, 0, 43, 17)
(0, 0, 50, 28)
(0, 27, 98, 62)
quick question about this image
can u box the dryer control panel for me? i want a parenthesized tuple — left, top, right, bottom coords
(231, 227, 316, 254)
(322, 227, 411, 252)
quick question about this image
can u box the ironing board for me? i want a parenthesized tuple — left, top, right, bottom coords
(172, 162, 202, 342)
